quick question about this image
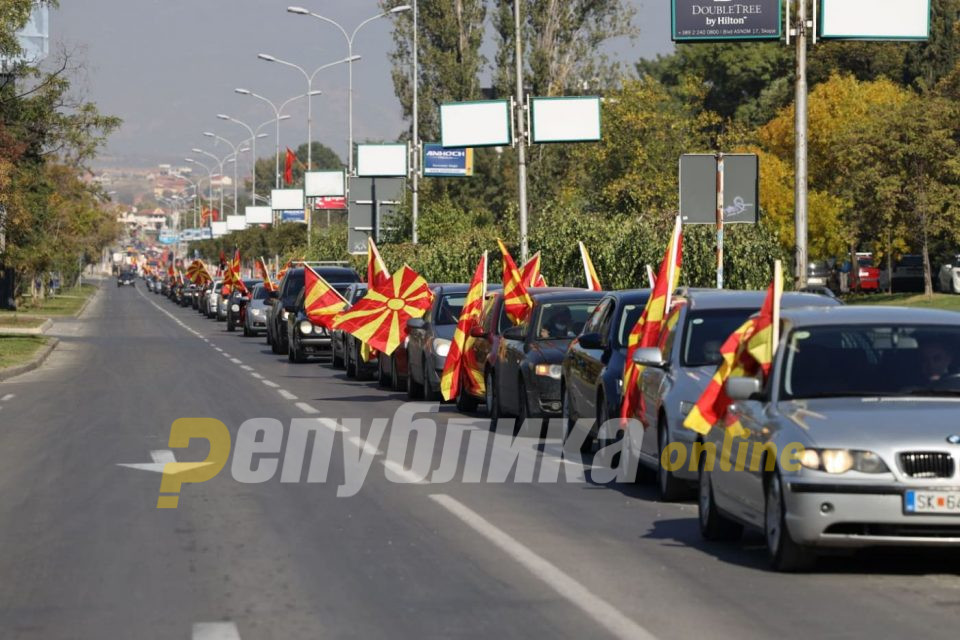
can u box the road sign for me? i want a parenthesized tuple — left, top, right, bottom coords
(679, 154, 759, 225)
(422, 144, 473, 178)
(671, 0, 782, 42)
(820, 0, 930, 41)
(280, 210, 305, 223)
(347, 177, 404, 255)
(356, 144, 409, 177)
(440, 100, 512, 148)
(530, 97, 602, 143)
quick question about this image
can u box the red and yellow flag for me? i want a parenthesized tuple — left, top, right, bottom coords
(367, 237, 391, 289)
(256, 257, 277, 292)
(440, 252, 488, 402)
(521, 252, 547, 288)
(186, 260, 212, 285)
(333, 265, 433, 356)
(683, 262, 783, 437)
(620, 218, 683, 424)
(579, 241, 602, 292)
(304, 265, 348, 330)
(222, 249, 247, 297)
(167, 263, 175, 278)
(497, 239, 533, 325)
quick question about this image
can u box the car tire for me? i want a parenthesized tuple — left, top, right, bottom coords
(657, 419, 688, 502)
(456, 382, 479, 413)
(562, 385, 593, 454)
(486, 371, 501, 425)
(698, 461, 743, 541)
(243, 324, 252, 337)
(289, 335, 306, 363)
(345, 341, 357, 378)
(423, 357, 440, 401)
(355, 342, 373, 381)
(514, 378, 533, 435)
(765, 470, 816, 572)
(226, 315, 235, 332)
(331, 339, 344, 369)
(270, 329, 281, 354)
(407, 359, 424, 399)
(377, 356, 391, 388)
(390, 356, 404, 392)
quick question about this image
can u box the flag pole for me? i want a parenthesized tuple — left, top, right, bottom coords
(665, 215, 682, 312)
(772, 259, 783, 357)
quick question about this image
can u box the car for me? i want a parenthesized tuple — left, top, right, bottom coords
(891, 254, 925, 293)
(243, 284, 271, 337)
(226, 279, 261, 332)
(489, 290, 603, 427)
(699, 306, 960, 571)
(937, 254, 960, 294)
(287, 279, 353, 363)
(216, 285, 230, 321)
(805, 261, 833, 288)
(630, 289, 842, 501)
(331, 283, 367, 370)
(205, 280, 223, 319)
(339, 285, 384, 378)
(117, 272, 136, 287)
(850, 252, 880, 292)
(182, 283, 199, 307)
(267, 265, 361, 355)
(405, 284, 473, 400)
(561, 289, 651, 451)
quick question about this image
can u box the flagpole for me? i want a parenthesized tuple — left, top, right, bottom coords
(772, 259, 783, 357)
(665, 215, 682, 313)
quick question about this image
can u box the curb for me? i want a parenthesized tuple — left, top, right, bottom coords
(0, 337, 60, 382)
(0, 318, 52, 336)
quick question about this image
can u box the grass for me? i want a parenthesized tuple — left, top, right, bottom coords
(0, 336, 48, 369)
(0, 316, 46, 329)
(0, 283, 97, 317)
(845, 292, 960, 311)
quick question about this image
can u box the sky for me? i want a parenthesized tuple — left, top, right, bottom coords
(50, 0, 673, 169)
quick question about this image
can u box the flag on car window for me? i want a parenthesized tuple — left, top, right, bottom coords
(441, 252, 488, 402)
(303, 266, 348, 330)
(256, 257, 277, 292)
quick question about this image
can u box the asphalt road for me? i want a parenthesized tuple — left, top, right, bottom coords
(1, 282, 958, 640)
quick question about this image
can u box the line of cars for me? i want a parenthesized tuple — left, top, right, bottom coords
(141, 267, 960, 571)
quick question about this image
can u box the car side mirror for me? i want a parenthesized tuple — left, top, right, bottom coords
(469, 325, 486, 338)
(726, 376, 762, 401)
(407, 317, 425, 330)
(577, 332, 604, 350)
(502, 325, 526, 341)
(631, 347, 667, 368)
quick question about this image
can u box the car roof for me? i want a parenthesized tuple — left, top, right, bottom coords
(602, 289, 651, 303)
(530, 290, 605, 304)
(783, 305, 960, 327)
(676, 288, 840, 311)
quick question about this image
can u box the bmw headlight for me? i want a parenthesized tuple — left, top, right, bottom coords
(534, 364, 563, 379)
(282, 310, 290, 321)
(299, 320, 314, 335)
(433, 338, 451, 357)
(799, 449, 889, 474)
(251, 308, 262, 316)
(231, 304, 240, 312)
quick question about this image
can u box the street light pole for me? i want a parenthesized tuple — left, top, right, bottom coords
(411, 0, 419, 244)
(794, 0, 809, 289)
(203, 132, 242, 215)
(218, 114, 258, 203)
(236, 88, 311, 189)
(514, 0, 530, 263)
(191, 147, 229, 220)
(186, 157, 215, 224)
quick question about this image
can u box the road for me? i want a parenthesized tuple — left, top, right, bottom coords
(0, 282, 958, 640)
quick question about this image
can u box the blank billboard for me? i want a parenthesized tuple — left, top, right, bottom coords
(305, 171, 345, 197)
(531, 97, 602, 143)
(226, 215, 247, 231)
(440, 100, 512, 148)
(210, 221, 228, 237)
(271, 189, 304, 211)
(820, 0, 930, 40)
(356, 144, 408, 177)
(245, 206, 272, 225)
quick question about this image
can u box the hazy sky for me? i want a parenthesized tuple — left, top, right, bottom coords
(51, 1, 673, 168)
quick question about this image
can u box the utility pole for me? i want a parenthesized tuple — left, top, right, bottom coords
(411, 0, 420, 244)
(794, 0, 809, 288)
(514, 0, 529, 263)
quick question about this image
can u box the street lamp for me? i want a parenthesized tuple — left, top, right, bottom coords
(236, 88, 315, 188)
(286, 5, 409, 173)
(203, 132, 245, 215)
(191, 147, 233, 219)
(185, 157, 215, 224)
(256, 53, 358, 172)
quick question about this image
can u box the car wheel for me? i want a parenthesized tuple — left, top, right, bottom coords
(765, 470, 816, 572)
(226, 314, 235, 332)
(455, 382, 479, 413)
(289, 335, 306, 363)
(485, 371, 500, 424)
(355, 342, 373, 381)
(423, 357, 440, 401)
(407, 358, 424, 399)
(514, 378, 533, 435)
(390, 356, 404, 392)
(243, 324, 252, 337)
(657, 419, 687, 502)
(698, 459, 743, 541)
(270, 328, 281, 354)
(377, 356, 391, 388)
(345, 341, 357, 378)
(562, 386, 593, 454)
(331, 338, 344, 368)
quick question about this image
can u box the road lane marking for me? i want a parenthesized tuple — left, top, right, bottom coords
(192, 622, 241, 640)
(278, 389, 298, 400)
(429, 494, 657, 640)
(250, 372, 263, 379)
(240, 365, 253, 371)
(214, 347, 223, 352)
(295, 402, 319, 414)
(1, 394, 13, 402)
(383, 459, 429, 484)
(348, 435, 382, 457)
(261, 379, 280, 388)
(222, 353, 232, 358)
(230, 358, 242, 364)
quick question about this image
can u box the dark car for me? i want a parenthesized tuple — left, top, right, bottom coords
(117, 272, 136, 287)
(267, 264, 360, 356)
(226, 279, 261, 332)
(287, 278, 354, 363)
(405, 284, 471, 400)
(489, 290, 603, 425)
(331, 283, 366, 369)
(332, 284, 380, 378)
(560, 289, 650, 448)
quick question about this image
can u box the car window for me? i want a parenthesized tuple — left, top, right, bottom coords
(616, 303, 646, 348)
(282, 271, 305, 303)
(480, 295, 498, 333)
(582, 299, 612, 337)
(657, 306, 683, 356)
(782, 324, 960, 399)
(681, 308, 755, 367)
(434, 294, 468, 325)
(253, 286, 268, 300)
(535, 302, 597, 340)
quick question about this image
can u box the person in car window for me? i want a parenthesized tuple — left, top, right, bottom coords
(920, 339, 954, 382)
(540, 306, 575, 339)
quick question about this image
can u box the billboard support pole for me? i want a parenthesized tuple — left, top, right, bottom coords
(514, 0, 530, 263)
(716, 152, 725, 289)
(794, 0, 809, 289)
(411, 0, 420, 245)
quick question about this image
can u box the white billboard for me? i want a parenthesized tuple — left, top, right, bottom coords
(226, 215, 247, 231)
(820, 0, 930, 40)
(305, 171, 346, 197)
(245, 206, 272, 225)
(530, 97, 602, 144)
(210, 221, 228, 238)
(356, 144, 409, 177)
(440, 100, 512, 148)
(271, 189, 304, 211)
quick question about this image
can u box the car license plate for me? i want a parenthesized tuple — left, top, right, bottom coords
(904, 490, 960, 514)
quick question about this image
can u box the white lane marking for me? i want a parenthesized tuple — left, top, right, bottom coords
(222, 353, 232, 358)
(214, 347, 223, 352)
(295, 402, 319, 415)
(192, 622, 241, 640)
(318, 418, 341, 431)
(250, 372, 263, 379)
(277, 389, 298, 400)
(429, 494, 657, 640)
(1, 394, 14, 402)
(230, 358, 242, 364)
(151, 450, 176, 464)
(240, 365, 253, 371)
(348, 435, 382, 457)
(382, 459, 429, 484)
(261, 379, 280, 388)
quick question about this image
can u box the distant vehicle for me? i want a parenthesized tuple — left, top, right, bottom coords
(267, 265, 360, 356)
(850, 252, 880, 292)
(336, 284, 379, 378)
(937, 254, 960, 294)
(287, 280, 350, 363)
(891, 254, 925, 293)
(243, 284, 271, 337)
(489, 290, 603, 426)
(805, 261, 833, 288)
(226, 280, 261, 332)
(205, 281, 223, 319)
(406, 284, 472, 400)
(117, 272, 136, 287)
(701, 306, 960, 571)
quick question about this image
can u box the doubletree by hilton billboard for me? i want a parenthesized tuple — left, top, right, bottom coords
(672, 0, 782, 41)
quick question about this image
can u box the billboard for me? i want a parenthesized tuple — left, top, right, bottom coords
(671, 0, 782, 41)
(200, 227, 213, 240)
(820, 0, 930, 41)
(210, 221, 229, 238)
(245, 206, 272, 225)
(422, 144, 474, 178)
(356, 144, 408, 177)
(226, 215, 247, 231)
(314, 197, 347, 210)
(280, 210, 306, 223)
(305, 171, 345, 197)
(679, 154, 759, 225)
(440, 100, 512, 148)
(530, 97, 602, 144)
(271, 189, 304, 211)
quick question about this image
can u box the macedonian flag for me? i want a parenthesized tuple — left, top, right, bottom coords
(440, 252, 487, 402)
(222, 249, 247, 297)
(497, 239, 533, 325)
(304, 265, 348, 329)
(333, 265, 433, 356)
(186, 260, 212, 285)
(579, 241, 602, 292)
(257, 257, 277, 292)
(521, 252, 547, 288)
(367, 237, 391, 289)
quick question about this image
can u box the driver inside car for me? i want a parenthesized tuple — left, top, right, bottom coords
(540, 306, 575, 339)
